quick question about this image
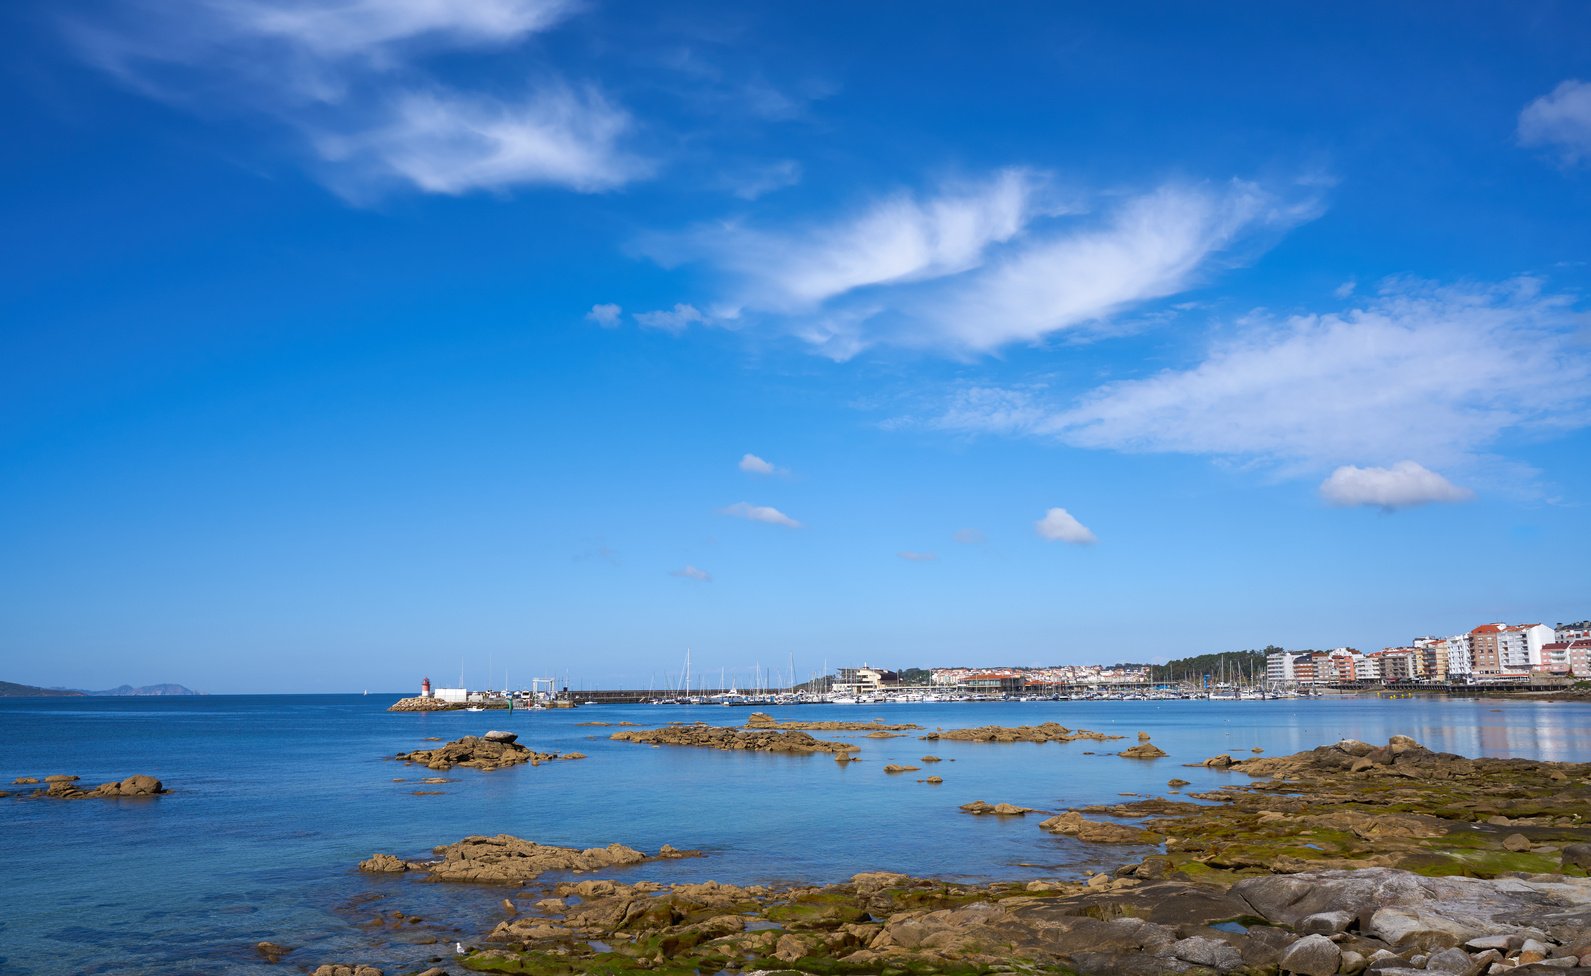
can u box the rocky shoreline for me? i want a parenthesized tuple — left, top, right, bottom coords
(303, 734, 1591, 976)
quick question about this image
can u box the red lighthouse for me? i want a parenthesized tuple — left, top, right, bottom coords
(422, 676, 432, 698)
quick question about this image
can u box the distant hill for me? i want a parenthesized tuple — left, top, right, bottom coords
(0, 681, 85, 698)
(1, 681, 200, 697)
(86, 684, 200, 696)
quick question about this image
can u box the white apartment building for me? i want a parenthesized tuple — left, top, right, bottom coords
(1265, 651, 1304, 683)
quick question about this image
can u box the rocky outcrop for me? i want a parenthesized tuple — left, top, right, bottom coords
(611, 724, 858, 754)
(921, 722, 1124, 744)
(360, 835, 702, 884)
(24, 774, 166, 799)
(960, 800, 1038, 816)
(310, 966, 382, 976)
(1119, 742, 1168, 759)
(746, 712, 921, 732)
(394, 735, 581, 771)
(1039, 811, 1164, 844)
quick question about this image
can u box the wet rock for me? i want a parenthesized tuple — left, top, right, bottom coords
(925, 776, 943, 784)
(959, 800, 1037, 815)
(254, 941, 292, 963)
(310, 966, 383, 976)
(44, 774, 79, 783)
(1119, 742, 1168, 759)
(1201, 754, 1235, 768)
(921, 755, 942, 763)
(1168, 778, 1191, 787)
(12, 777, 38, 785)
(882, 764, 920, 774)
(1278, 933, 1341, 976)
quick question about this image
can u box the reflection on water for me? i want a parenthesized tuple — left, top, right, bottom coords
(3, 693, 1590, 976)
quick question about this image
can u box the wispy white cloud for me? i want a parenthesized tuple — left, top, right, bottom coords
(316, 87, 640, 197)
(952, 528, 987, 545)
(650, 168, 1049, 309)
(669, 564, 713, 582)
(639, 173, 1318, 357)
(1034, 508, 1097, 545)
(719, 502, 801, 528)
(896, 551, 937, 562)
(1519, 79, 1591, 165)
(1319, 462, 1473, 510)
(915, 182, 1316, 352)
(924, 280, 1591, 482)
(738, 453, 776, 475)
(723, 159, 803, 200)
(66, 0, 644, 198)
(586, 303, 623, 327)
(634, 303, 708, 332)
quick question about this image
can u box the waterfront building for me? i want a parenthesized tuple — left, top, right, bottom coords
(832, 666, 898, 697)
(1541, 638, 1591, 677)
(1265, 650, 1306, 684)
(1471, 623, 1556, 677)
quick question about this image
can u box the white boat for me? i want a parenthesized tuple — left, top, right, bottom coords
(465, 705, 485, 712)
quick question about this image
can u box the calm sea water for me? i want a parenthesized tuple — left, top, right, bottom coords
(5, 693, 1591, 975)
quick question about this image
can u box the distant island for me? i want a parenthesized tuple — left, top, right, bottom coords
(0, 680, 200, 698)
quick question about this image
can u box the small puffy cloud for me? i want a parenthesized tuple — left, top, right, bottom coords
(1034, 507, 1097, 545)
(1519, 79, 1591, 165)
(1333, 279, 1356, 299)
(586, 303, 622, 327)
(719, 502, 801, 528)
(952, 528, 987, 545)
(1319, 461, 1474, 510)
(896, 551, 937, 562)
(634, 303, 707, 332)
(738, 453, 776, 475)
(669, 564, 712, 582)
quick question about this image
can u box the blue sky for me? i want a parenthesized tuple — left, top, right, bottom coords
(3, 2, 1589, 693)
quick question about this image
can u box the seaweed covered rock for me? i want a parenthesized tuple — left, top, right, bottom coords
(1040, 811, 1164, 844)
(395, 735, 573, 771)
(922, 722, 1123, 744)
(360, 835, 703, 884)
(611, 724, 858, 754)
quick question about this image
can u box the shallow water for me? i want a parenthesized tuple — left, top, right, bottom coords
(4, 693, 1589, 975)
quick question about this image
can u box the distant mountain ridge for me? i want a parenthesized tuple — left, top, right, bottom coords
(0, 681, 84, 698)
(1, 680, 200, 697)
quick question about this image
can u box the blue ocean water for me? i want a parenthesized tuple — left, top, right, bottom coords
(4, 693, 1591, 975)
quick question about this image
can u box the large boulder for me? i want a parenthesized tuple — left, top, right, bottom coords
(1278, 934, 1340, 976)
